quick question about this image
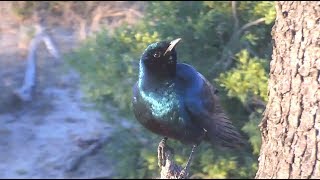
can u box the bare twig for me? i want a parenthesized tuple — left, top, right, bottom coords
(231, 1, 239, 31)
(238, 17, 265, 35)
(42, 34, 61, 60)
(209, 16, 266, 76)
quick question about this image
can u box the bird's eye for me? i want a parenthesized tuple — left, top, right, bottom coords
(153, 52, 161, 58)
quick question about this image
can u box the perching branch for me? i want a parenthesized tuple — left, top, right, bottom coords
(157, 139, 194, 179)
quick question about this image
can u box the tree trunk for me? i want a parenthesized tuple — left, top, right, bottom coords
(256, 1, 320, 179)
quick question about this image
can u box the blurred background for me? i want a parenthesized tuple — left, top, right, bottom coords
(0, 1, 275, 178)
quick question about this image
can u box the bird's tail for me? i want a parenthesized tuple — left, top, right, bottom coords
(206, 105, 247, 149)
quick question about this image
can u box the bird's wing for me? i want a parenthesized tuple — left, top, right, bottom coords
(179, 65, 245, 148)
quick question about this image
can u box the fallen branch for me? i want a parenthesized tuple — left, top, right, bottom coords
(14, 22, 61, 101)
(65, 135, 110, 172)
(13, 31, 41, 101)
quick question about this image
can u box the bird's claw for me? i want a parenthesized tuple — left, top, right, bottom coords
(158, 137, 167, 167)
(178, 168, 189, 179)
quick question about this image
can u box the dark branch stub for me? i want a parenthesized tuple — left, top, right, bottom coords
(282, 11, 288, 18)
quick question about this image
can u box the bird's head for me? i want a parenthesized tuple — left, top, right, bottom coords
(140, 38, 181, 77)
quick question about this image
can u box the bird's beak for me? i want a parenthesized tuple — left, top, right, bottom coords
(164, 38, 181, 56)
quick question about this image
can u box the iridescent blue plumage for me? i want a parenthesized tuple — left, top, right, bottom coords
(132, 39, 245, 147)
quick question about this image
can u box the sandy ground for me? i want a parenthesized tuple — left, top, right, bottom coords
(0, 2, 148, 177)
(0, 25, 115, 179)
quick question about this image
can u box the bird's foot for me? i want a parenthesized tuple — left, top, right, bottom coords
(158, 137, 174, 167)
(178, 144, 197, 179)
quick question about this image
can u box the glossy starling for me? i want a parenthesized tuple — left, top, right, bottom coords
(132, 38, 245, 167)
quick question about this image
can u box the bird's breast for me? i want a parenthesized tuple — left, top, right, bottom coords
(140, 86, 181, 120)
(134, 82, 205, 144)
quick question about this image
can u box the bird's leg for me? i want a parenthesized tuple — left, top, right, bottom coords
(178, 144, 197, 179)
(178, 130, 206, 178)
(158, 137, 174, 167)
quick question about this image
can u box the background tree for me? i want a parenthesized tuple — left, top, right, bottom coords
(256, 1, 320, 178)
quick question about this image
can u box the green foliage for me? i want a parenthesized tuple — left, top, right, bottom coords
(238, 1, 275, 24)
(144, 1, 234, 78)
(217, 49, 268, 157)
(217, 50, 269, 104)
(253, 1, 276, 24)
(104, 125, 159, 178)
(242, 110, 263, 155)
(66, 1, 275, 179)
(67, 26, 159, 115)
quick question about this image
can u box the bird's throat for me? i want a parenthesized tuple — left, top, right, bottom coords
(139, 61, 176, 88)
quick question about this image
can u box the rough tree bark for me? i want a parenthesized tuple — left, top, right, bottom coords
(256, 1, 320, 179)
